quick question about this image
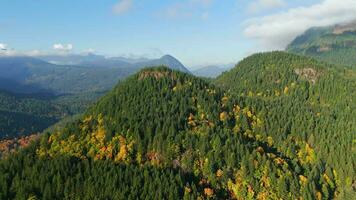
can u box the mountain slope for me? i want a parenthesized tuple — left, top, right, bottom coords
(216, 51, 356, 198)
(0, 67, 330, 199)
(287, 21, 356, 68)
(0, 90, 70, 139)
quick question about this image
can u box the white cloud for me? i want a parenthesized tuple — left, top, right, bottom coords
(0, 43, 8, 50)
(82, 48, 96, 54)
(244, 0, 356, 50)
(0, 45, 17, 56)
(0, 43, 16, 56)
(247, 0, 286, 14)
(113, 0, 133, 15)
(53, 43, 73, 51)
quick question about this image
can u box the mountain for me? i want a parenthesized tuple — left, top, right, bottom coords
(287, 21, 356, 68)
(0, 54, 189, 140)
(0, 66, 336, 199)
(37, 53, 107, 65)
(76, 54, 190, 73)
(0, 55, 189, 95)
(192, 64, 233, 78)
(38, 53, 190, 72)
(132, 55, 190, 73)
(0, 56, 128, 94)
(216, 51, 356, 199)
(0, 54, 189, 104)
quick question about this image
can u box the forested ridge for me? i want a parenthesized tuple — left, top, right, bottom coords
(287, 22, 356, 68)
(216, 52, 356, 199)
(0, 52, 355, 199)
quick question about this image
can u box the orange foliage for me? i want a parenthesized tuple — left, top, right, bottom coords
(216, 169, 224, 177)
(204, 188, 214, 197)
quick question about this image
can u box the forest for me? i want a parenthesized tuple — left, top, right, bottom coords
(0, 52, 354, 199)
(0, 90, 101, 139)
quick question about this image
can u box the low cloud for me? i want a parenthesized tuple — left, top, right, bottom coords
(113, 0, 133, 15)
(0, 43, 17, 56)
(53, 43, 73, 51)
(82, 48, 96, 54)
(244, 0, 356, 50)
(0, 43, 7, 50)
(247, 0, 286, 14)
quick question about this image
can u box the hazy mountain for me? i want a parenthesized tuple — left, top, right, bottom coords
(38, 53, 106, 66)
(192, 64, 233, 78)
(0, 54, 190, 94)
(109, 56, 151, 64)
(131, 55, 190, 73)
(287, 20, 356, 68)
(37, 53, 190, 73)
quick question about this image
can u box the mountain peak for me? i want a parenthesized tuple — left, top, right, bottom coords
(160, 54, 175, 59)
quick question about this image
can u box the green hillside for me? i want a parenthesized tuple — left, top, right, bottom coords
(216, 51, 356, 199)
(287, 22, 356, 68)
(0, 91, 69, 139)
(0, 91, 102, 139)
(0, 66, 339, 199)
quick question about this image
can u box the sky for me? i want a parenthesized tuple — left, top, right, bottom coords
(1, 0, 356, 68)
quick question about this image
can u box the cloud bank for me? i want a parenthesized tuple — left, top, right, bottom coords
(244, 0, 356, 50)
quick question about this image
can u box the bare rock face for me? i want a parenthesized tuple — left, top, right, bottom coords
(294, 68, 321, 84)
(333, 20, 356, 34)
(317, 46, 331, 52)
(138, 70, 176, 80)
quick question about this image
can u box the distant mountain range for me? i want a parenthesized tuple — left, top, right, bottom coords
(287, 20, 356, 68)
(37, 53, 189, 72)
(192, 64, 233, 78)
(0, 54, 190, 94)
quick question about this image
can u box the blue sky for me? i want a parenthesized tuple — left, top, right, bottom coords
(0, 0, 355, 67)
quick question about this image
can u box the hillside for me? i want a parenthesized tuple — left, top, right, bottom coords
(216, 51, 356, 198)
(0, 67, 336, 199)
(0, 89, 105, 139)
(0, 91, 72, 139)
(287, 21, 356, 68)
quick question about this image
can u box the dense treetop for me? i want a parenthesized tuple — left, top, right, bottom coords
(216, 51, 356, 199)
